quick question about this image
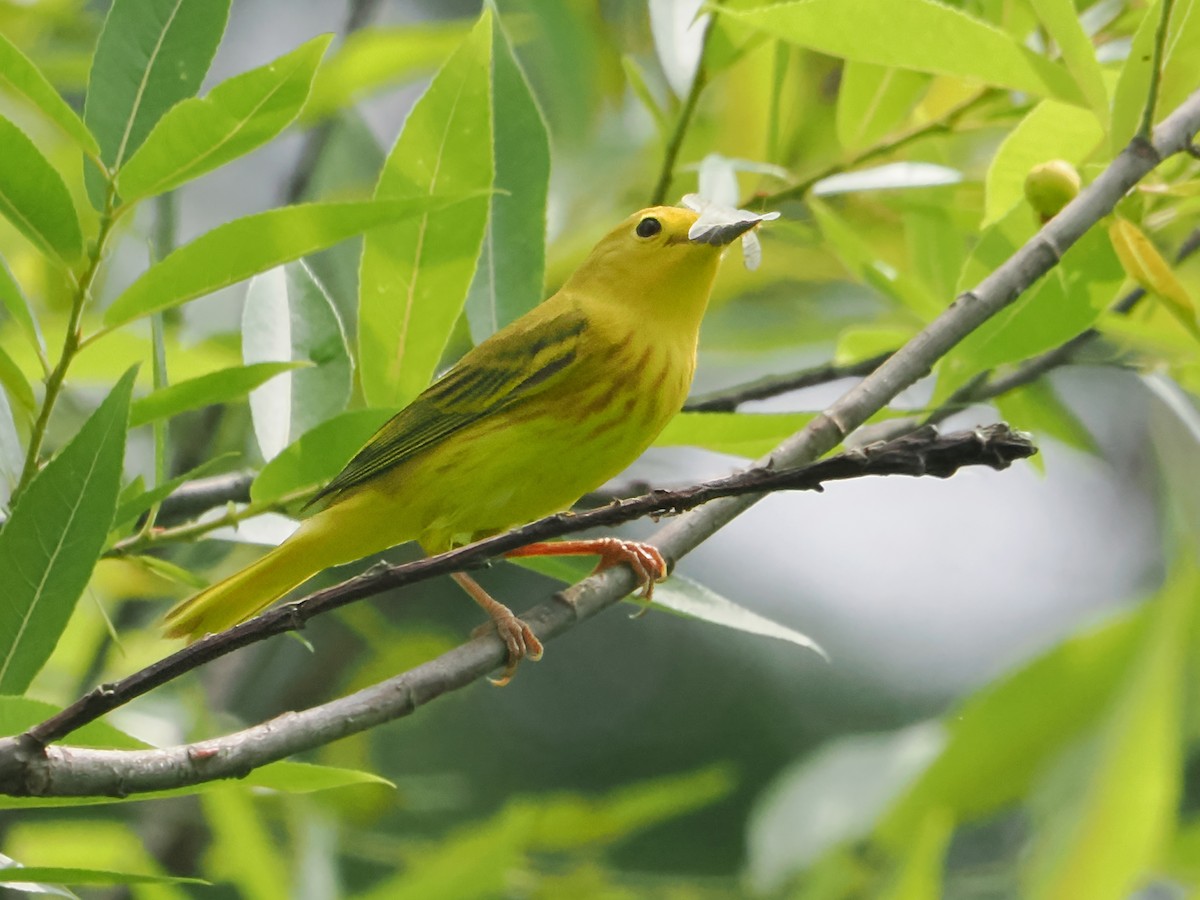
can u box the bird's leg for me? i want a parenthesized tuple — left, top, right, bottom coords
(505, 538, 668, 609)
(451, 571, 543, 687)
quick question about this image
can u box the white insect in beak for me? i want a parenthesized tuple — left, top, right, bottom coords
(681, 193, 781, 270)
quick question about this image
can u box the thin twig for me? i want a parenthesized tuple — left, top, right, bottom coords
(684, 351, 893, 412)
(754, 90, 995, 208)
(17, 424, 1033, 757)
(649, 10, 720, 206)
(1138, 0, 1176, 139)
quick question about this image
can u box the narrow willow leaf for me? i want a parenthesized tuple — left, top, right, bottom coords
(649, 0, 708, 97)
(0, 32, 99, 156)
(1021, 566, 1192, 899)
(654, 412, 816, 458)
(83, 0, 231, 206)
(983, 100, 1103, 226)
(243, 262, 352, 462)
(1108, 218, 1200, 338)
(0, 343, 34, 413)
(250, 408, 391, 504)
(0, 258, 44, 357)
(201, 788, 291, 898)
(112, 453, 237, 529)
(1111, 0, 1200, 154)
(937, 225, 1124, 401)
(0, 115, 83, 263)
(0, 368, 135, 694)
(1028, 0, 1108, 123)
(876, 610, 1144, 847)
(128, 362, 305, 428)
(723, 0, 1082, 103)
(836, 61, 928, 153)
(810, 198, 941, 319)
(301, 21, 470, 122)
(0, 389, 21, 501)
(104, 197, 467, 327)
(654, 575, 827, 658)
(465, 15, 549, 343)
(0, 867, 206, 887)
(358, 12, 493, 407)
(118, 35, 331, 201)
(995, 381, 1099, 458)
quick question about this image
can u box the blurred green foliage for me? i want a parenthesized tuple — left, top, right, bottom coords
(0, 0, 1199, 897)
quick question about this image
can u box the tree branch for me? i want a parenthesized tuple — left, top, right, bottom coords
(12, 424, 1033, 767)
(3, 87, 1196, 800)
(683, 351, 893, 412)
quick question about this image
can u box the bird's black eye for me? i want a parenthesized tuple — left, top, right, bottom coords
(635, 216, 662, 239)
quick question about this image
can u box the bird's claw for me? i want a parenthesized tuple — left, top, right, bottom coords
(474, 612, 543, 687)
(589, 538, 667, 617)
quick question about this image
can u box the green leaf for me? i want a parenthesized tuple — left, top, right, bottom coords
(128, 362, 305, 428)
(0, 343, 34, 413)
(1028, 0, 1108, 123)
(877, 608, 1145, 847)
(118, 35, 331, 201)
(877, 809, 953, 900)
(0, 697, 146, 748)
(104, 197, 469, 327)
(244, 760, 393, 793)
(83, 0, 230, 206)
(242, 262, 352, 460)
(723, 0, 1082, 104)
(301, 20, 471, 121)
(1021, 564, 1193, 899)
(1111, 0, 1200, 155)
(0, 390, 21, 498)
(0, 115, 83, 263)
(0, 32, 99, 156)
(464, 15, 549, 343)
(942, 225, 1123, 392)
(200, 787, 293, 900)
(810, 198, 941, 319)
(112, 454, 237, 529)
(653, 575, 827, 658)
(359, 12, 494, 407)
(995, 380, 1098, 458)
(835, 61, 928, 153)
(0, 866, 205, 887)
(0, 257, 44, 358)
(983, 99, 1103, 227)
(250, 408, 391, 504)
(0, 369, 134, 694)
(654, 412, 815, 457)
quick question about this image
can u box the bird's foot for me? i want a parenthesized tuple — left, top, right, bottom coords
(454, 571, 543, 687)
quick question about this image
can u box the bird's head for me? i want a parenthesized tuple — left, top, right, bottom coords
(563, 205, 764, 331)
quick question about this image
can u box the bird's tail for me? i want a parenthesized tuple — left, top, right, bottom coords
(163, 521, 337, 641)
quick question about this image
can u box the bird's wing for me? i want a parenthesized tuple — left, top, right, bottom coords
(310, 307, 588, 504)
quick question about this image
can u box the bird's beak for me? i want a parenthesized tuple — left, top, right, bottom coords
(688, 217, 760, 247)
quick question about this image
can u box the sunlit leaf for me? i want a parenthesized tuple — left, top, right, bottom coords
(118, 35, 331, 201)
(465, 15, 549, 343)
(358, 12, 493, 407)
(723, 0, 1082, 103)
(128, 362, 305, 429)
(1108, 218, 1200, 339)
(0, 115, 82, 263)
(983, 99, 1103, 226)
(0, 344, 33, 414)
(111, 453, 238, 529)
(0, 866, 205, 887)
(835, 61, 928, 153)
(83, 0, 231, 206)
(0, 369, 134, 693)
(0, 258, 43, 359)
(301, 21, 471, 122)
(0, 32, 99, 156)
(104, 197, 468, 327)
(1028, 0, 1108, 123)
(1021, 565, 1192, 899)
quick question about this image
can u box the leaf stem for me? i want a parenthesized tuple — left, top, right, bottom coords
(13, 184, 121, 502)
(649, 8, 720, 206)
(1138, 0, 1175, 138)
(755, 90, 995, 207)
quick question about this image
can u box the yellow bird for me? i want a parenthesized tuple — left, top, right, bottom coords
(165, 204, 766, 683)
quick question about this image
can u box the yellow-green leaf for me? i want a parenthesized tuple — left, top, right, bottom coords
(1108, 218, 1200, 339)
